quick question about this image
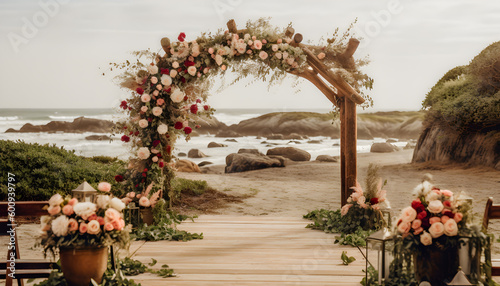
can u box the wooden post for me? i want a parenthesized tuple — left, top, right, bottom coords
(340, 98, 346, 206)
(343, 97, 357, 206)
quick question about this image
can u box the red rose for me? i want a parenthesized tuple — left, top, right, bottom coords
(417, 210, 428, 220)
(421, 216, 430, 228)
(128, 107, 132, 110)
(143, 168, 148, 172)
(190, 104, 198, 114)
(183, 96, 188, 101)
(152, 140, 161, 147)
(174, 122, 183, 130)
(129, 131, 133, 135)
(114, 175, 123, 182)
(147, 118, 152, 122)
(121, 135, 130, 142)
(181, 77, 186, 83)
(134, 131, 139, 136)
(443, 210, 455, 218)
(120, 101, 128, 109)
(184, 126, 192, 134)
(178, 32, 186, 42)
(203, 105, 209, 111)
(123, 126, 127, 129)
(142, 172, 147, 177)
(196, 99, 201, 103)
(184, 60, 195, 67)
(136, 87, 144, 95)
(195, 125, 201, 129)
(160, 68, 169, 74)
(159, 161, 164, 168)
(370, 198, 379, 205)
(166, 145, 171, 154)
(443, 201, 451, 208)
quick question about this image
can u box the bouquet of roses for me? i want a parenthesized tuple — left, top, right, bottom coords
(39, 182, 130, 257)
(395, 177, 471, 247)
(121, 182, 161, 209)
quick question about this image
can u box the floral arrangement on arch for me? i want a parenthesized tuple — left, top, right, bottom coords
(39, 182, 130, 257)
(121, 182, 161, 209)
(111, 18, 373, 203)
(395, 176, 472, 248)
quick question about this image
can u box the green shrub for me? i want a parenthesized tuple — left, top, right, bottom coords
(0, 140, 126, 201)
(171, 177, 211, 198)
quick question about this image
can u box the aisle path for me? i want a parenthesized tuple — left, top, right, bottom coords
(129, 215, 366, 286)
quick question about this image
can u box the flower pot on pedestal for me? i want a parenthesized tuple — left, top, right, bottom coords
(414, 244, 459, 286)
(140, 207, 154, 225)
(59, 246, 108, 286)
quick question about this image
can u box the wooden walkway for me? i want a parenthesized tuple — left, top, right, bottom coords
(129, 215, 366, 285)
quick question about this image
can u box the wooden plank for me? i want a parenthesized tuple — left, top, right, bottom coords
(344, 98, 357, 205)
(340, 98, 347, 206)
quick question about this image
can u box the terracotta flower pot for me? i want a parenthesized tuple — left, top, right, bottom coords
(59, 246, 108, 286)
(414, 244, 459, 286)
(140, 208, 154, 225)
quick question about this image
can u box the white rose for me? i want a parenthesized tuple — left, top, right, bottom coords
(137, 147, 151, 160)
(87, 220, 101, 235)
(138, 119, 148, 128)
(109, 197, 125, 212)
(187, 66, 197, 76)
(73, 202, 97, 219)
(215, 54, 223, 66)
(170, 70, 178, 78)
(51, 215, 69, 237)
(428, 222, 445, 238)
(96, 195, 110, 209)
(172, 61, 179, 68)
(157, 124, 169, 135)
(170, 89, 184, 103)
(141, 94, 151, 103)
(147, 65, 158, 74)
(427, 200, 444, 214)
(161, 75, 172, 86)
(400, 206, 417, 223)
(152, 107, 163, 116)
(443, 219, 458, 236)
(140, 106, 148, 112)
(48, 194, 64, 207)
(420, 231, 433, 246)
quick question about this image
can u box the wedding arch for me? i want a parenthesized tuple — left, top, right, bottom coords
(114, 19, 372, 207)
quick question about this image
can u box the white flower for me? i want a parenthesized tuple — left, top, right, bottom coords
(48, 194, 63, 207)
(420, 231, 432, 246)
(137, 147, 151, 160)
(170, 69, 178, 78)
(96, 195, 110, 209)
(272, 44, 278, 52)
(87, 220, 101, 235)
(147, 65, 158, 74)
(413, 181, 433, 197)
(138, 119, 148, 128)
(275, 52, 282, 59)
(172, 61, 179, 69)
(187, 66, 197, 76)
(443, 219, 458, 236)
(157, 124, 169, 135)
(152, 107, 163, 116)
(400, 206, 417, 223)
(73, 202, 97, 219)
(51, 215, 69, 237)
(141, 94, 151, 103)
(161, 75, 172, 86)
(141, 106, 148, 112)
(429, 222, 445, 238)
(427, 200, 444, 214)
(109, 197, 125, 212)
(170, 89, 184, 103)
(215, 54, 223, 66)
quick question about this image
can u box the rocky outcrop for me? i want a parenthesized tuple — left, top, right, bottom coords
(207, 142, 227, 148)
(192, 115, 228, 135)
(225, 153, 285, 173)
(412, 125, 500, 168)
(175, 159, 201, 173)
(5, 117, 114, 133)
(85, 135, 111, 141)
(266, 147, 311, 161)
(316, 155, 338, 162)
(238, 148, 264, 156)
(188, 149, 207, 158)
(370, 143, 400, 153)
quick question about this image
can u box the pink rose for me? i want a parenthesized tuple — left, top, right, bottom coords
(112, 218, 125, 231)
(68, 218, 79, 232)
(62, 205, 74, 216)
(97, 216, 105, 226)
(262, 39, 267, 44)
(427, 200, 444, 214)
(104, 223, 114, 231)
(68, 198, 78, 206)
(441, 215, 450, 224)
(397, 222, 411, 234)
(317, 52, 326, 59)
(139, 196, 151, 207)
(411, 219, 422, 229)
(454, 212, 463, 223)
(441, 190, 453, 197)
(414, 227, 424, 235)
(141, 94, 151, 103)
(259, 51, 268, 60)
(429, 217, 441, 224)
(87, 220, 101, 235)
(153, 90, 159, 97)
(277, 39, 282, 44)
(48, 205, 61, 216)
(253, 40, 262, 49)
(141, 106, 148, 112)
(272, 44, 278, 52)
(420, 231, 432, 246)
(79, 222, 88, 234)
(428, 222, 445, 238)
(150, 76, 158, 84)
(121, 197, 132, 205)
(401, 206, 417, 223)
(105, 208, 121, 222)
(443, 219, 458, 236)
(88, 214, 98, 221)
(157, 98, 165, 106)
(97, 182, 111, 192)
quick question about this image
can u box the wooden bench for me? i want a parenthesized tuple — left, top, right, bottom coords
(0, 201, 57, 286)
(483, 197, 500, 276)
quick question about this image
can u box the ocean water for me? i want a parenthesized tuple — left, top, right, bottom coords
(0, 108, 408, 164)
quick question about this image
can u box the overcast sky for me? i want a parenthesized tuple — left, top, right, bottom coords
(1, 0, 499, 111)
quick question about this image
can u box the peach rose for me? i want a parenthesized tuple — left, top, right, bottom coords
(150, 76, 158, 84)
(454, 212, 463, 223)
(272, 44, 278, 52)
(259, 51, 268, 60)
(420, 231, 432, 246)
(428, 200, 444, 214)
(152, 156, 159, 162)
(129, 192, 136, 198)
(48, 205, 61, 216)
(414, 227, 424, 235)
(157, 98, 165, 106)
(401, 206, 417, 223)
(429, 222, 445, 238)
(121, 197, 132, 205)
(141, 94, 151, 103)
(170, 69, 178, 78)
(317, 52, 326, 59)
(97, 182, 111, 192)
(138, 119, 148, 128)
(411, 219, 422, 229)
(79, 222, 88, 234)
(141, 106, 148, 113)
(62, 205, 74, 216)
(139, 196, 151, 207)
(187, 66, 197, 76)
(97, 216, 105, 226)
(441, 215, 450, 224)
(87, 220, 101, 235)
(429, 217, 441, 224)
(253, 40, 262, 49)
(104, 223, 114, 231)
(105, 208, 121, 222)
(68, 198, 78, 206)
(68, 218, 79, 232)
(172, 61, 179, 68)
(443, 219, 458, 236)
(152, 107, 163, 116)
(441, 190, 453, 197)
(397, 222, 411, 234)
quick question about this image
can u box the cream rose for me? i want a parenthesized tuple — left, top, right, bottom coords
(443, 219, 458, 236)
(420, 231, 432, 246)
(137, 147, 151, 160)
(272, 44, 278, 52)
(87, 220, 101, 235)
(96, 195, 110, 209)
(170, 89, 184, 103)
(172, 61, 179, 68)
(150, 76, 158, 84)
(147, 65, 158, 74)
(428, 222, 445, 238)
(152, 107, 163, 116)
(139, 196, 151, 207)
(170, 69, 178, 78)
(109, 197, 125, 212)
(48, 205, 61, 215)
(397, 222, 411, 234)
(51, 215, 69, 236)
(275, 52, 282, 59)
(215, 54, 223, 66)
(161, 75, 172, 86)
(141, 106, 148, 112)
(73, 202, 96, 220)
(400, 206, 417, 223)
(141, 94, 151, 103)
(138, 119, 148, 128)
(187, 66, 197, 76)
(427, 200, 444, 214)
(49, 194, 64, 207)
(259, 51, 268, 60)
(157, 124, 168, 135)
